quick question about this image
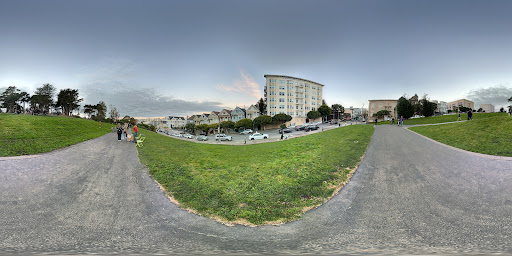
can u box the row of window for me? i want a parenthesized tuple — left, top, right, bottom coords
(267, 85, 321, 91)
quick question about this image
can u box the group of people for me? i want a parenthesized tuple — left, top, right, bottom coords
(116, 123, 138, 143)
(456, 110, 473, 121)
(389, 116, 405, 126)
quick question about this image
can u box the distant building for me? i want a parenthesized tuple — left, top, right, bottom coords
(264, 74, 324, 125)
(431, 100, 448, 114)
(246, 105, 260, 120)
(231, 107, 246, 122)
(208, 111, 220, 124)
(447, 99, 474, 111)
(347, 107, 367, 120)
(368, 100, 397, 121)
(218, 109, 232, 122)
(479, 104, 495, 113)
(409, 94, 419, 105)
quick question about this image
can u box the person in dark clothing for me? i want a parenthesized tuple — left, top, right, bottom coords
(116, 123, 122, 141)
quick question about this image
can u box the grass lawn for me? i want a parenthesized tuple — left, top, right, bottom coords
(409, 115, 512, 157)
(0, 114, 113, 156)
(137, 125, 374, 225)
(376, 112, 506, 125)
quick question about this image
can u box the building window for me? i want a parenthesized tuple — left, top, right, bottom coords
(279, 98, 284, 102)
(279, 105, 285, 109)
(279, 92, 285, 96)
(280, 80, 285, 84)
(279, 86, 285, 90)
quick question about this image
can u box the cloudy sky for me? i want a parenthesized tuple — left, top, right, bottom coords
(1, 0, 512, 117)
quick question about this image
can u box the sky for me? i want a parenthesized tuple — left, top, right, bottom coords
(1, 0, 512, 117)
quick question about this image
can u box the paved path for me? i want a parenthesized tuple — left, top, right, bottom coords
(1, 127, 511, 254)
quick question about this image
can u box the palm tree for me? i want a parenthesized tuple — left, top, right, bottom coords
(331, 104, 344, 121)
(19, 92, 31, 113)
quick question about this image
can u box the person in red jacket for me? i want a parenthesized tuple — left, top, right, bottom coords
(133, 124, 138, 143)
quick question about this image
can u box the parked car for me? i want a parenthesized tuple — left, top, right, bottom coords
(295, 125, 305, 131)
(215, 134, 232, 141)
(240, 129, 253, 135)
(249, 132, 268, 140)
(196, 135, 208, 141)
(183, 134, 194, 139)
(305, 124, 319, 131)
(283, 126, 294, 133)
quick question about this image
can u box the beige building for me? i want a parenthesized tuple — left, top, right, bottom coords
(246, 105, 260, 120)
(264, 74, 324, 125)
(447, 99, 474, 111)
(368, 100, 398, 121)
(479, 104, 495, 113)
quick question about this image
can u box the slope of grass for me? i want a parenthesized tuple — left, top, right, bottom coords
(137, 125, 374, 225)
(377, 112, 506, 125)
(0, 114, 113, 156)
(409, 115, 512, 156)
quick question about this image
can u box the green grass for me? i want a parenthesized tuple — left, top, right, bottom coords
(0, 114, 114, 156)
(376, 112, 506, 125)
(409, 115, 512, 156)
(137, 125, 374, 225)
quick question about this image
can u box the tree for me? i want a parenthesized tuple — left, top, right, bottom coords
(375, 110, 390, 118)
(220, 121, 235, 133)
(459, 106, 472, 113)
(500, 107, 505, 113)
(108, 104, 120, 122)
(33, 83, 56, 113)
(477, 108, 483, 112)
(397, 96, 414, 119)
(331, 104, 344, 121)
(256, 98, 266, 115)
(56, 89, 82, 116)
(0, 86, 22, 113)
(272, 113, 292, 125)
(19, 91, 31, 113)
(96, 101, 107, 119)
(318, 104, 332, 121)
(420, 97, 437, 117)
(196, 124, 209, 133)
(253, 115, 273, 130)
(185, 123, 195, 133)
(235, 118, 253, 130)
(307, 110, 321, 119)
(83, 104, 95, 119)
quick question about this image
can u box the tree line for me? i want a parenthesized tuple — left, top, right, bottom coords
(0, 84, 124, 122)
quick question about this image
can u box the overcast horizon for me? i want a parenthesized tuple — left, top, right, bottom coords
(1, 0, 512, 117)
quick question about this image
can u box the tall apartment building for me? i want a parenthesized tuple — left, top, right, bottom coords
(264, 74, 324, 125)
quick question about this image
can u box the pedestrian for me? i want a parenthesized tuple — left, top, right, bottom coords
(457, 111, 461, 121)
(400, 116, 404, 126)
(392, 118, 395, 125)
(281, 131, 284, 140)
(133, 124, 138, 143)
(116, 123, 122, 141)
(469, 110, 473, 120)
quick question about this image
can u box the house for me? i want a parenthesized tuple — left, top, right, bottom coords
(218, 109, 232, 122)
(193, 115, 202, 125)
(246, 105, 260, 120)
(447, 99, 474, 111)
(170, 117, 186, 128)
(208, 111, 220, 124)
(368, 99, 398, 121)
(200, 113, 210, 125)
(231, 107, 246, 122)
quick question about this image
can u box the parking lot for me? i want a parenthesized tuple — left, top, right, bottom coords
(157, 122, 361, 145)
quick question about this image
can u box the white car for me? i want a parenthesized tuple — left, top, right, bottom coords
(240, 129, 253, 135)
(215, 134, 232, 141)
(249, 132, 268, 140)
(183, 134, 194, 139)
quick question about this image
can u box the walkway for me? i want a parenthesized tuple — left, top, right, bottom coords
(0, 127, 510, 254)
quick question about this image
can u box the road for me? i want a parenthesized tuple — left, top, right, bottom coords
(0, 125, 511, 254)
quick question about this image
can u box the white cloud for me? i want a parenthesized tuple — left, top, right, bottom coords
(216, 71, 263, 100)
(466, 85, 512, 109)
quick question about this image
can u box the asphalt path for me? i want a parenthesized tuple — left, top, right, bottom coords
(0, 125, 511, 255)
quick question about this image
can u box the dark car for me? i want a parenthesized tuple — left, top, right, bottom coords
(305, 125, 319, 131)
(283, 127, 293, 133)
(295, 125, 305, 131)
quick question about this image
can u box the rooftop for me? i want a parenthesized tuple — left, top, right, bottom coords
(264, 74, 325, 87)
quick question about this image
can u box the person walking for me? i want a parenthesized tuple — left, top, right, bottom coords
(457, 111, 462, 121)
(116, 123, 122, 141)
(133, 124, 138, 143)
(400, 116, 404, 126)
(469, 110, 473, 120)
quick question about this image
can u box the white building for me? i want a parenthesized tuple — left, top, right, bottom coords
(264, 74, 324, 125)
(432, 100, 448, 114)
(479, 104, 495, 113)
